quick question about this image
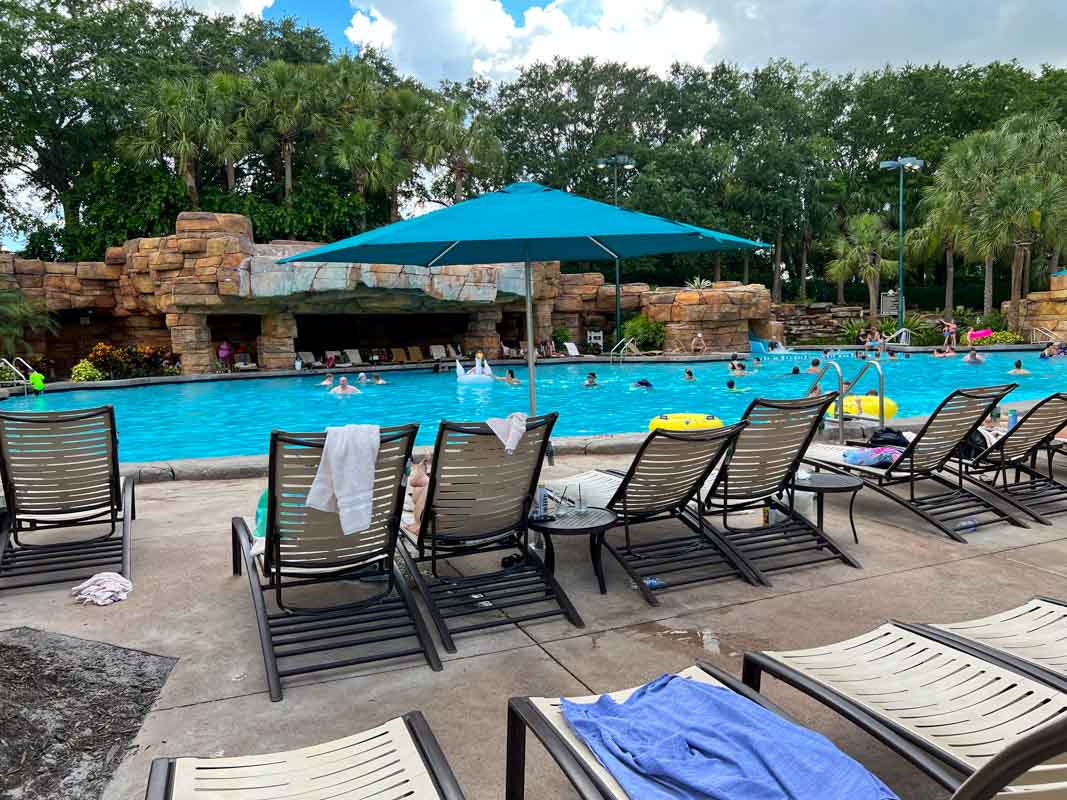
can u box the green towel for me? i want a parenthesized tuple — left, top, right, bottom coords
(254, 488, 268, 539)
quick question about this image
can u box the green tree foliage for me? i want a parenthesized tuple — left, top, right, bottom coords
(826, 213, 896, 332)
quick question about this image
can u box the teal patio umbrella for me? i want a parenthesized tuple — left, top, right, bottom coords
(279, 181, 767, 414)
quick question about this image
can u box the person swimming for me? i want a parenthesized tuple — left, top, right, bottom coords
(806, 358, 821, 374)
(790, 365, 801, 375)
(1008, 359, 1030, 376)
(963, 347, 984, 364)
(887, 350, 897, 359)
(684, 368, 695, 382)
(356, 372, 370, 383)
(584, 372, 598, 387)
(633, 378, 653, 389)
(372, 373, 388, 385)
(726, 379, 750, 393)
(319, 373, 334, 386)
(496, 368, 521, 385)
(330, 376, 360, 395)
(752, 357, 762, 368)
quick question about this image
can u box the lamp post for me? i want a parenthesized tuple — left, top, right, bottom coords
(596, 154, 636, 342)
(879, 156, 924, 331)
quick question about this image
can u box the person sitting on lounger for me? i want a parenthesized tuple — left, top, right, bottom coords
(684, 368, 695, 382)
(319, 373, 334, 386)
(496, 368, 521, 385)
(372, 373, 388, 385)
(633, 378, 653, 389)
(584, 372, 598, 387)
(330, 376, 360, 395)
(806, 358, 822, 374)
(963, 347, 984, 364)
(1008, 359, 1030, 376)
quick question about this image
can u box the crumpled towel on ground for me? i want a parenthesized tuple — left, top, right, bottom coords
(562, 673, 898, 800)
(71, 572, 133, 606)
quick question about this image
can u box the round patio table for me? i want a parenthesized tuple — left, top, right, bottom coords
(529, 507, 617, 594)
(791, 472, 864, 543)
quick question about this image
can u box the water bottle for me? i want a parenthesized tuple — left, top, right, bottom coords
(954, 518, 978, 534)
(294, 356, 303, 371)
(1008, 409, 1018, 430)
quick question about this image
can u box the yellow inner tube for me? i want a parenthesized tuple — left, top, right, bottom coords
(649, 413, 724, 432)
(826, 395, 898, 419)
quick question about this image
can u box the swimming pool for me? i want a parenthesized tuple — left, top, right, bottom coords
(3, 352, 1060, 462)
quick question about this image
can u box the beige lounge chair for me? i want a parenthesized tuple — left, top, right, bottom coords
(429, 345, 447, 361)
(145, 712, 466, 799)
(297, 351, 322, 368)
(407, 346, 427, 362)
(398, 414, 582, 652)
(0, 406, 135, 591)
(231, 424, 440, 701)
(510, 659, 1067, 799)
(391, 347, 409, 363)
(344, 348, 364, 366)
(743, 623, 1067, 797)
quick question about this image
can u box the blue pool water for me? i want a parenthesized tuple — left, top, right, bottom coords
(4, 352, 1061, 462)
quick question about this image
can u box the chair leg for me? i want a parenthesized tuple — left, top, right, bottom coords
(393, 565, 443, 672)
(522, 544, 584, 628)
(505, 703, 528, 800)
(397, 541, 457, 653)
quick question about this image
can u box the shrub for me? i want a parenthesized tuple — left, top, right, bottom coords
(551, 326, 570, 350)
(71, 359, 105, 382)
(685, 276, 713, 290)
(85, 342, 179, 379)
(621, 314, 666, 351)
(985, 331, 1024, 344)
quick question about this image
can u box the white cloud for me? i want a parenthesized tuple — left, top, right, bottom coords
(153, 0, 276, 18)
(345, 0, 720, 84)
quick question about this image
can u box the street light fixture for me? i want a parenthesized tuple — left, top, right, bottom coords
(879, 155, 924, 331)
(596, 154, 636, 343)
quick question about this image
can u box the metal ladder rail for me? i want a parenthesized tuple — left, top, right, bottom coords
(882, 327, 911, 347)
(1031, 326, 1057, 344)
(0, 358, 28, 395)
(12, 356, 34, 376)
(608, 336, 636, 364)
(805, 361, 847, 443)
(842, 359, 887, 429)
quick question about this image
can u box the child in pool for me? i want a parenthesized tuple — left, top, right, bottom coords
(584, 372, 598, 387)
(319, 373, 334, 386)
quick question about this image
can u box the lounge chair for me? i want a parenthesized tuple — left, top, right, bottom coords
(509, 660, 1067, 799)
(543, 423, 761, 604)
(806, 384, 1028, 541)
(701, 394, 861, 582)
(145, 711, 466, 799)
(563, 341, 581, 357)
(0, 406, 135, 591)
(505, 663, 782, 800)
(429, 345, 447, 361)
(743, 622, 1067, 796)
(446, 344, 461, 359)
(903, 596, 1067, 693)
(391, 347, 409, 363)
(961, 393, 1067, 523)
(233, 352, 257, 371)
(231, 424, 440, 701)
(297, 351, 323, 368)
(343, 348, 364, 366)
(397, 414, 583, 652)
(408, 346, 427, 362)
(324, 350, 352, 367)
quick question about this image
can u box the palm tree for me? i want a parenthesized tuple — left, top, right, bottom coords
(332, 117, 398, 231)
(0, 292, 56, 356)
(205, 73, 251, 193)
(826, 213, 896, 332)
(433, 98, 503, 204)
(379, 86, 437, 221)
(122, 77, 210, 209)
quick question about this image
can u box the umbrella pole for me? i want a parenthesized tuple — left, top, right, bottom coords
(524, 259, 536, 416)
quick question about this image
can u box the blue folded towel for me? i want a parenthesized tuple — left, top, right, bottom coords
(562, 674, 898, 800)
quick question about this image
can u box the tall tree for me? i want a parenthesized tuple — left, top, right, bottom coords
(826, 213, 896, 331)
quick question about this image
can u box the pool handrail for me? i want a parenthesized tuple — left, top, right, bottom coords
(843, 358, 887, 429)
(805, 361, 847, 443)
(608, 336, 636, 364)
(0, 358, 28, 395)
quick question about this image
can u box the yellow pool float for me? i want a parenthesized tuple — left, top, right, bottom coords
(649, 413, 724, 432)
(826, 395, 898, 419)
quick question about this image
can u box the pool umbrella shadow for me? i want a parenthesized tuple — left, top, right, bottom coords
(279, 181, 767, 414)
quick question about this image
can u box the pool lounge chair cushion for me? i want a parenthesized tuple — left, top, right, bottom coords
(145, 712, 466, 800)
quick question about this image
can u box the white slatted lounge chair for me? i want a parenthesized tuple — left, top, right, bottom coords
(806, 384, 1028, 541)
(325, 350, 352, 367)
(0, 406, 135, 591)
(962, 393, 1067, 523)
(145, 712, 466, 799)
(743, 623, 1067, 796)
(510, 659, 1067, 800)
(429, 345, 447, 360)
(701, 393, 861, 581)
(231, 424, 440, 701)
(297, 351, 323, 368)
(344, 348, 364, 366)
(904, 596, 1067, 694)
(397, 414, 583, 652)
(544, 423, 759, 604)
(563, 341, 581, 356)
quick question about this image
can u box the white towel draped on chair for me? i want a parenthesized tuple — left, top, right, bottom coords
(487, 412, 527, 454)
(306, 424, 380, 534)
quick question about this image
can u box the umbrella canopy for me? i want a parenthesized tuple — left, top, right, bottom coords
(280, 181, 766, 266)
(279, 181, 768, 415)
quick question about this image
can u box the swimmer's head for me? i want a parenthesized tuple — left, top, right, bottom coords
(866, 389, 878, 396)
(506, 369, 515, 378)
(358, 372, 366, 380)
(811, 358, 820, 367)
(325, 373, 333, 380)
(1015, 359, 1022, 369)
(587, 372, 597, 379)
(726, 379, 735, 389)
(791, 366, 800, 374)
(684, 368, 693, 377)
(339, 376, 349, 385)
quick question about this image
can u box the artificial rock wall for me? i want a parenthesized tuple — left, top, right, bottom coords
(1010, 273, 1067, 338)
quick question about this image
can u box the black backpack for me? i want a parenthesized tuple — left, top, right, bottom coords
(867, 428, 908, 448)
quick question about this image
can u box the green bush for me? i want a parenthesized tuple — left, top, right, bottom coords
(621, 314, 666, 351)
(71, 359, 105, 382)
(985, 331, 1024, 344)
(551, 326, 570, 350)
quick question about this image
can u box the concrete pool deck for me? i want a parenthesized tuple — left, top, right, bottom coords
(3, 452, 1067, 799)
